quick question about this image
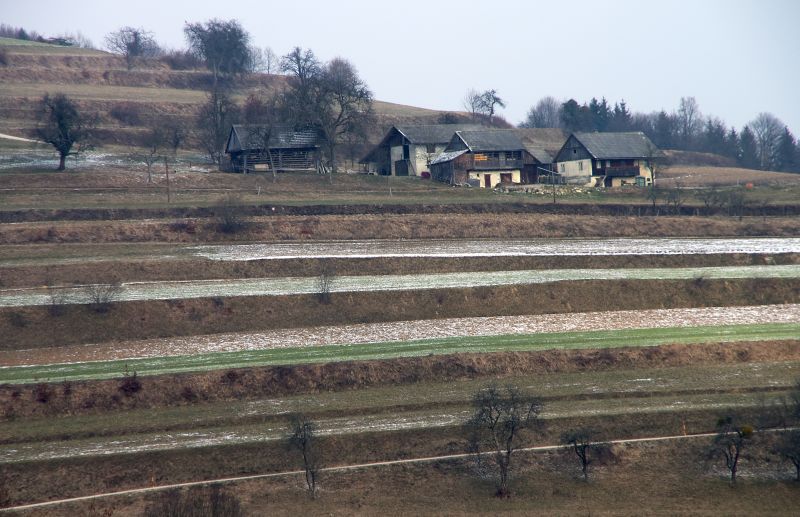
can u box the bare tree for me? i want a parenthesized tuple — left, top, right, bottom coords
(772, 430, 800, 481)
(288, 413, 322, 498)
(479, 89, 506, 125)
(465, 384, 542, 497)
(84, 282, 123, 313)
(463, 88, 482, 121)
(104, 27, 159, 70)
(36, 93, 95, 171)
(196, 86, 239, 165)
(280, 49, 373, 174)
(749, 112, 784, 170)
(562, 428, 608, 482)
(263, 46, 278, 74)
(184, 19, 252, 88)
(520, 96, 562, 128)
(315, 264, 335, 304)
(676, 96, 702, 149)
(707, 415, 754, 485)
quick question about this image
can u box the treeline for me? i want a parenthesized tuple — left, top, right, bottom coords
(521, 96, 800, 173)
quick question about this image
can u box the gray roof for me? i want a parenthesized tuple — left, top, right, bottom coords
(226, 124, 321, 153)
(572, 131, 660, 159)
(454, 130, 525, 152)
(395, 124, 482, 144)
(514, 128, 567, 163)
(430, 149, 467, 166)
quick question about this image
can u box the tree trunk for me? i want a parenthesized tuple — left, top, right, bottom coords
(57, 153, 67, 171)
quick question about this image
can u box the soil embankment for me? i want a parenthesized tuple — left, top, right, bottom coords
(2, 340, 798, 419)
(3, 252, 798, 288)
(2, 278, 798, 349)
(1, 214, 799, 245)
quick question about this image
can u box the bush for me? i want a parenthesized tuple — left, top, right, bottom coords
(0, 48, 8, 67)
(144, 486, 243, 517)
(109, 103, 143, 125)
(85, 282, 123, 313)
(214, 194, 248, 234)
(159, 49, 203, 71)
(7, 312, 28, 328)
(34, 383, 52, 404)
(118, 366, 142, 397)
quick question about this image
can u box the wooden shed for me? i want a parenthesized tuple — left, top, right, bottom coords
(224, 124, 324, 173)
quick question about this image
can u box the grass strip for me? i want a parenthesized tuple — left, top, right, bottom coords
(2, 323, 798, 384)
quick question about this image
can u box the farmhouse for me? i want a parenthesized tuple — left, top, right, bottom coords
(224, 124, 324, 173)
(553, 131, 660, 187)
(359, 124, 480, 176)
(429, 129, 552, 188)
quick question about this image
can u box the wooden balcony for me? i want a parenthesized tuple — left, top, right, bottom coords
(603, 166, 640, 177)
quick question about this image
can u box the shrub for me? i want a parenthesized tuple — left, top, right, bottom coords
(85, 282, 123, 313)
(109, 103, 143, 125)
(0, 48, 8, 67)
(34, 383, 52, 404)
(7, 312, 28, 328)
(159, 49, 203, 71)
(118, 366, 142, 397)
(144, 487, 243, 517)
(214, 194, 247, 234)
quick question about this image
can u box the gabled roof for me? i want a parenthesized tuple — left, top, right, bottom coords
(394, 124, 481, 144)
(514, 128, 567, 163)
(226, 124, 321, 153)
(569, 131, 660, 159)
(453, 129, 525, 152)
(430, 149, 468, 166)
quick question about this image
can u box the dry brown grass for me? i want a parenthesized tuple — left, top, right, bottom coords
(661, 165, 800, 187)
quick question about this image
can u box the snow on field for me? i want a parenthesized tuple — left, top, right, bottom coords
(2, 265, 800, 308)
(4, 304, 798, 366)
(190, 237, 800, 261)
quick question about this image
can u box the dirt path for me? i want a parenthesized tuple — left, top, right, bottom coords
(2, 428, 792, 513)
(3, 304, 798, 366)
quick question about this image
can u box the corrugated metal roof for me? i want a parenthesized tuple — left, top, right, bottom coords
(572, 131, 660, 159)
(454, 129, 525, 152)
(430, 149, 468, 165)
(395, 124, 481, 144)
(228, 124, 321, 151)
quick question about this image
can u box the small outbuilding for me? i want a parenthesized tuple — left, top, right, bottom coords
(224, 124, 324, 173)
(553, 131, 661, 187)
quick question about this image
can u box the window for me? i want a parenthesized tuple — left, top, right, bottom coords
(426, 144, 436, 154)
(578, 161, 583, 172)
(559, 163, 565, 173)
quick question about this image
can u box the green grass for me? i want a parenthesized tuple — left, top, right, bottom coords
(3, 323, 798, 384)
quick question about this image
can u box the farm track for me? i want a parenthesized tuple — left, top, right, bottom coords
(3, 304, 798, 366)
(3, 264, 800, 307)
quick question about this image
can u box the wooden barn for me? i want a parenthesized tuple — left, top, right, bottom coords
(359, 124, 480, 176)
(429, 129, 553, 188)
(224, 124, 324, 173)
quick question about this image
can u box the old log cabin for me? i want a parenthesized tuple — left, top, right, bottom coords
(224, 124, 323, 173)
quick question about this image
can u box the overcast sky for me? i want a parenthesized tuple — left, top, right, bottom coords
(4, 0, 799, 132)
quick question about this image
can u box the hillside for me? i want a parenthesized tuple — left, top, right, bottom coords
(0, 37, 457, 151)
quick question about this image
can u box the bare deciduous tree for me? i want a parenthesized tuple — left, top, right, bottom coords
(104, 27, 160, 70)
(288, 413, 322, 498)
(749, 112, 784, 170)
(562, 428, 608, 482)
(184, 19, 252, 88)
(84, 282, 123, 313)
(315, 264, 335, 304)
(707, 415, 753, 485)
(676, 96, 702, 149)
(196, 86, 239, 165)
(463, 88, 482, 121)
(772, 429, 800, 481)
(465, 384, 542, 497)
(520, 96, 562, 128)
